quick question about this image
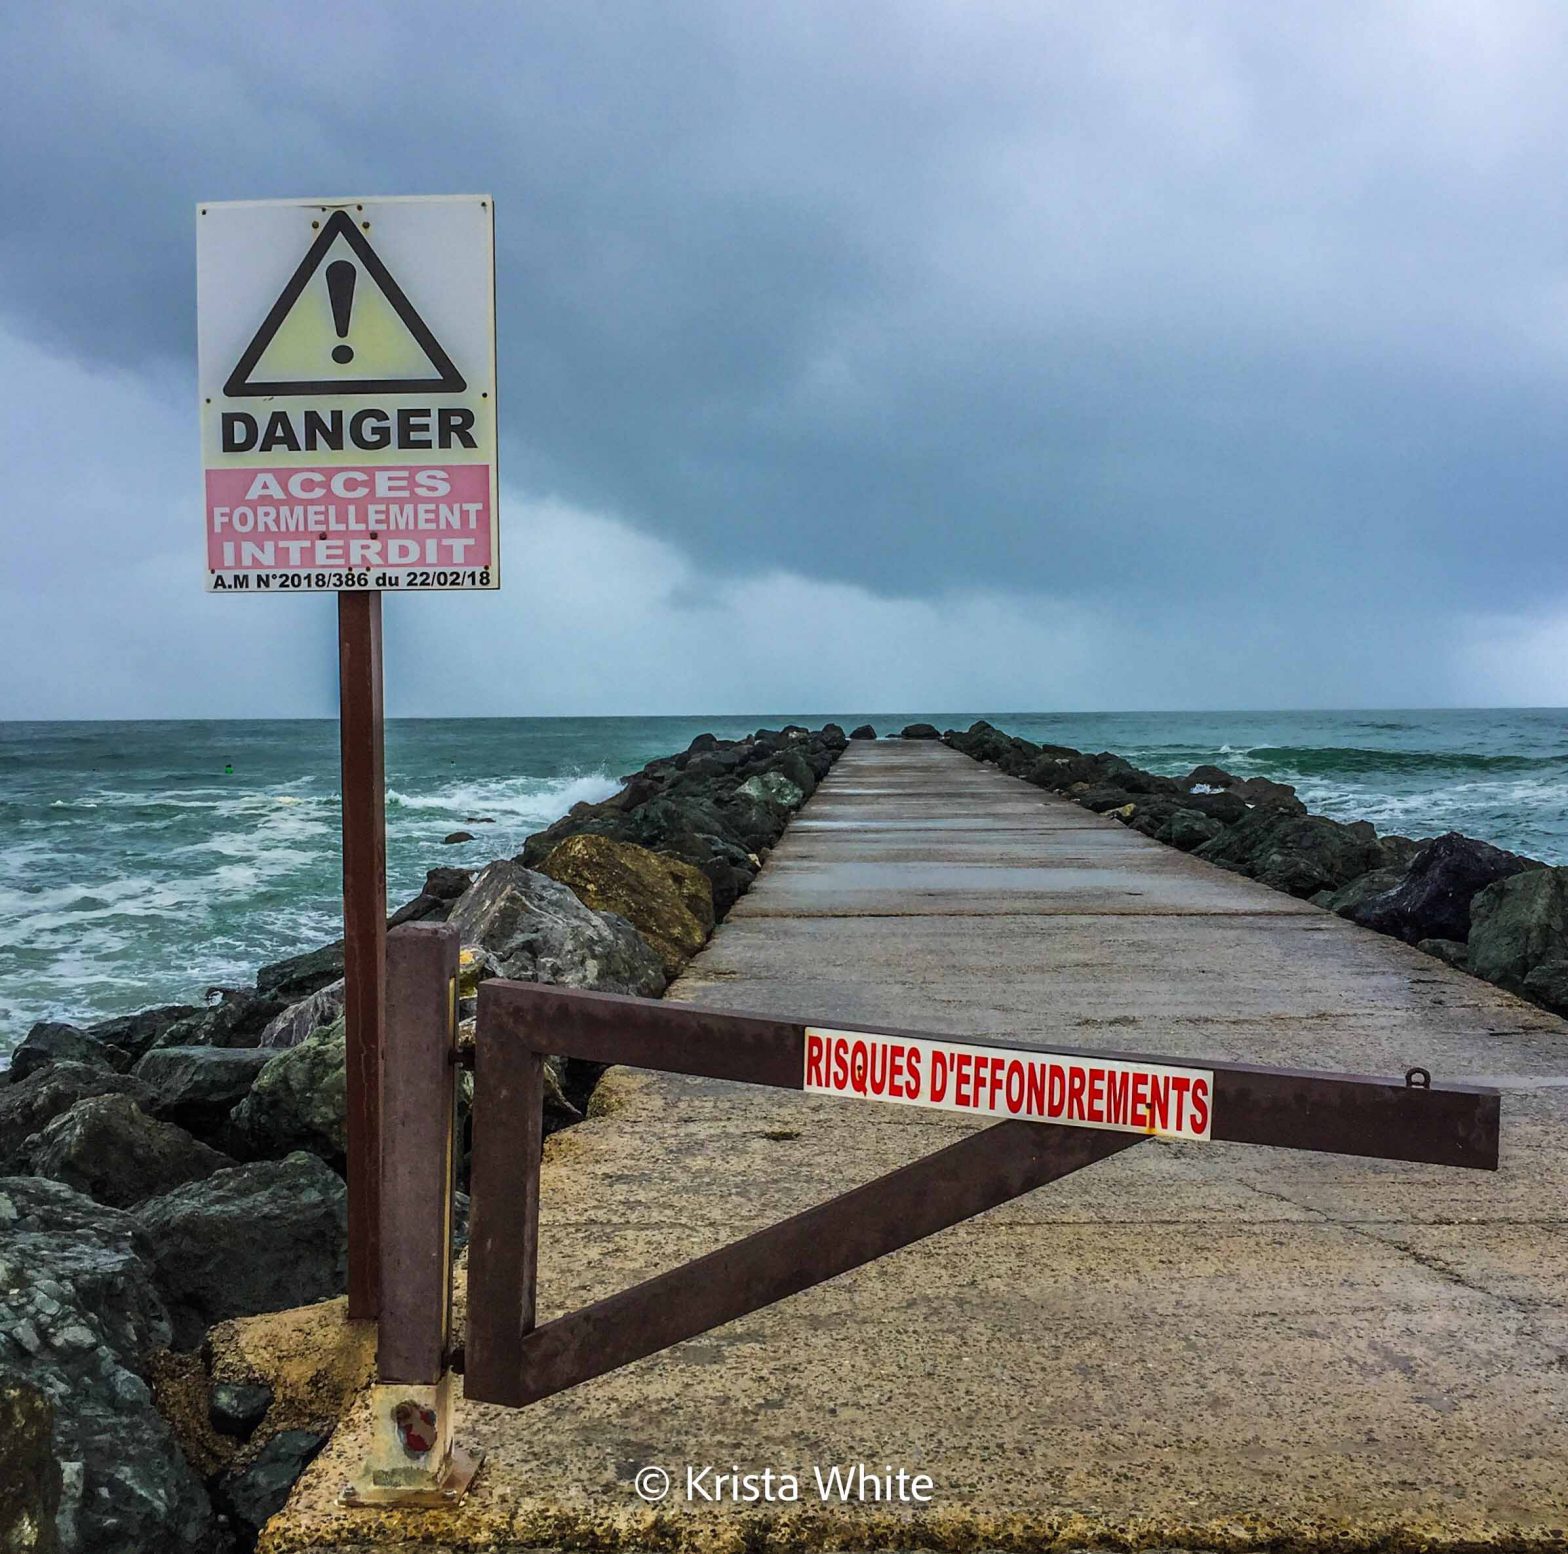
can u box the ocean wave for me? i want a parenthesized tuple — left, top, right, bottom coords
(386, 770, 617, 824)
(1236, 745, 1568, 777)
(1298, 775, 1568, 856)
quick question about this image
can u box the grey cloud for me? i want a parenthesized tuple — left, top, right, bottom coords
(3, 1, 1568, 709)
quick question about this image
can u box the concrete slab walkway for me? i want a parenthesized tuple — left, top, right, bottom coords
(272, 739, 1568, 1552)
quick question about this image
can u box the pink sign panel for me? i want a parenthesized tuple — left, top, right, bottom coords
(205, 465, 494, 576)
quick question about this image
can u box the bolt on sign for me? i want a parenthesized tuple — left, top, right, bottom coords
(197, 195, 498, 591)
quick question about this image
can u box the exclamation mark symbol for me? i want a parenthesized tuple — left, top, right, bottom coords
(327, 260, 356, 365)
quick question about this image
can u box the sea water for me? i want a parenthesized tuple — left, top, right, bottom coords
(2, 709, 1565, 1056)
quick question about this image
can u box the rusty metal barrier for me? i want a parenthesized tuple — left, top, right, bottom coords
(463, 980, 1499, 1409)
(352, 932, 1501, 1503)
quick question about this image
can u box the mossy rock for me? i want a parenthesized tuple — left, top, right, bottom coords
(538, 834, 715, 978)
(230, 1019, 347, 1168)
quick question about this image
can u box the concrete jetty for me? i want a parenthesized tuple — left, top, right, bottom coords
(273, 739, 1568, 1551)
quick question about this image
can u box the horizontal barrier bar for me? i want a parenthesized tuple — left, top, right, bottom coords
(474, 980, 1499, 1170)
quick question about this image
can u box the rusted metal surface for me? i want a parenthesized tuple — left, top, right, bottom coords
(479, 980, 804, 1088)
(339, 588, 386, 1320)
(465, 1007, 543, 1407)
(378, 923, 459, 1385)
(1207, 1059, 1498, 1169)
(462, 979, 1501, 1410)
(475, 981, 1501, 1169)
(468, 1120, 1143, 1408)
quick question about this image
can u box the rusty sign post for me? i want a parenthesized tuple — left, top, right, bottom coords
(337, 590, 387, 1318)
(197, 195, 499, 1318)
(345, 922, 481, 1505)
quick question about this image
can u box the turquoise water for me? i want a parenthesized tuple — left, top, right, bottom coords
(2, 710, 1565, 1055)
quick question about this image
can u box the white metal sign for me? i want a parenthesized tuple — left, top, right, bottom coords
(197, 195, 498, 592)
(804, 1028, 1213, 1141)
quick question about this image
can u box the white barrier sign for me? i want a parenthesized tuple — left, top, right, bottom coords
(197, 194, 498, 592)
(804, 1029, 1213, 1141)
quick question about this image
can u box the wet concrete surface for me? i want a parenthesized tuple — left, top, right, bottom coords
(271, 740, 1568, 1553)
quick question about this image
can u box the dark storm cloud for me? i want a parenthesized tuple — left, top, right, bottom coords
(3, 0, 1568, 710)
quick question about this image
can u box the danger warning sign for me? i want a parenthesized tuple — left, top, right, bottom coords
(804, 1029, 1213, 1141)
(197, 195, 498, 592)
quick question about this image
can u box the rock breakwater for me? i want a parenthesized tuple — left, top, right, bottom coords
(942, 720, 1568, 1022)
(0, 722, 846, 1554)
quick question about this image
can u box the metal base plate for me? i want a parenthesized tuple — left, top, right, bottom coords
(341, 1444, 483, 1507)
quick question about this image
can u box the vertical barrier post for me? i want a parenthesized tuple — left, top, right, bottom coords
(463, 983, 544, 1405)
(338, 589, 385, 1321)
(343, 922, 481, 1506)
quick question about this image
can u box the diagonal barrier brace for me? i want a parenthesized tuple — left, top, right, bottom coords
(472, 1111, 1142, 1408)
(463, 982, 1500, 1412)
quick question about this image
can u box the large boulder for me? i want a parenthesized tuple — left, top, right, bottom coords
(8, 1022, 124, 1082)
(1113, 795, 1183, 839)
(22, 1095, 231, 1208)
(767, 747, 819, 796)
(133, 1045, 274, 1144)
(1022, 751, 1078, 787)
(386, 865, 474, 930)
(1181, 765, 1305, 813)
(901, 723, 941, 739)
(1155, 808, 1226, 852)
(422, 865, 475, 901)
(1049, 752, 1139, 792)
(254, 943, 345, 1004)
(1467, 866, 1568, 1014)
(447, 861, 666, 996)
(738, 771, 805, 812)
(1419, 938, 1470, 970)
(230, 1020, 347, 1168)
(0, 1062, 155, 1169)
(257, 979, 345, 1051)
(1227, 776, 1307, 813)
(1196, 809, 1389, 898)
(849, 724, 877, 740)
(1321, 865, 1407, 917)
(1180, 789, 1251, 826)
(537, 834, 715, 979)
(0, 1176, 215, 1552)
(709, 791, 786, 854)
(1335, 832, 1539, 945)
(1520, 957, 1568, 1013)
(1117, 768, 1182, 798)
(133, 1152, 347, 1349)
(209, 1380, 272, 1441)
(85, 1005, 200, 1066)
(151, 988, 288, 1051)
(0, 1380, 59, 1553)
(1182, 763, 1238, 791)
(213, 1428, 327, 1543)
(520, 797, 757, 917)
(1070, 785, 1137, 814)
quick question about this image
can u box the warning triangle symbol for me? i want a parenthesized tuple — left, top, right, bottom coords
(224, 210, 466, 397)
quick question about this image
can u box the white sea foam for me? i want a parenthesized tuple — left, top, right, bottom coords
(386, 770, 618, 823)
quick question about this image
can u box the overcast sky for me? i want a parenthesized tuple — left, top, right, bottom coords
(2, 1, 1566, 717)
